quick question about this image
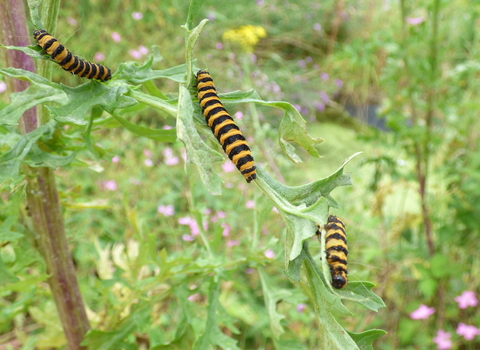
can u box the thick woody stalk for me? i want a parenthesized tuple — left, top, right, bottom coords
(0, 1, 90, 349)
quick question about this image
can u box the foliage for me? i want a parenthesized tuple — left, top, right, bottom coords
(0, 0, 387, 349)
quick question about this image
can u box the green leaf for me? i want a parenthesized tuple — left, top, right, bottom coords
(115, 58, 188, 84)
(0, 121, 55, 183)
(258, 268, 291, 339)
(127, 90, 177, 117)
(183, 19, 209, 87)
(215, 90, 323, 162)
(193, 278, 240, 350)
(252, 153, 362, 265)
(0, 254, 20, 284)
(335, 281, 386, 312)
(347, 330, 387, 350)
(286, 244, 386, 349)
(177, 85, 224, 195)
(24, 144, 76, 169)
(112, 114, 176, 142)
(0, 273, 49, 293)
(0, 68, 67, 126)
(0, 44, 45, 59)
(303, 254, 358, 349)
(81, 302, 151, 350)
(273, 339, 307, 350)
(0, 215, 24, 241)
(49, 82, 137, 125)
(152, 285, 198, 349)
(185, 0, 206, 30)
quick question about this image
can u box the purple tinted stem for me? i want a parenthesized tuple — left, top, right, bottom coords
(0, 0, 90, 349)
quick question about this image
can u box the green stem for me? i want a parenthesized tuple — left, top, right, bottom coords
(127, 90, 178, 117)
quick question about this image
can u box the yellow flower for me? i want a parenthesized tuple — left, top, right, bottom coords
(222, 25, 267, 53)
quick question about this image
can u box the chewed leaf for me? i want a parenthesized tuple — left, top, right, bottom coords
(192, 278, 240, 350)
(177, 85, 223, 195)
(216, 90, 323, 161)
(0, 121, 55, 183)
(347, 329, 387, 350)
(115, 57, 188, 84)
(49, 83, 137, 124)
(24, 144, 76, 169)
(335, 281, 386, 312)
(259, 268, 291, 339)
(0, 68, 67, 126)
(254, 153, 360, 264)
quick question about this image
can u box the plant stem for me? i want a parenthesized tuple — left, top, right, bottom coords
(0, 0, 90, 348)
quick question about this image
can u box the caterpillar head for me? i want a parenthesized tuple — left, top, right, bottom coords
(331, 272, 348, 289)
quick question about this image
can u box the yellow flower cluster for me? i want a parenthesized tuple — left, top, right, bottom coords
(222, 25, 267, 53)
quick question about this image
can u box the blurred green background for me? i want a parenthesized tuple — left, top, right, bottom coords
(1, 0, 480, 349)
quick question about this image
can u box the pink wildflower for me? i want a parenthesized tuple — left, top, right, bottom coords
(0, 82, 6, 93)
(67, 17, 78, 26)
(111, 32, 121, 42)
(138, 45, 148, 55)
(94, 52, 105, 61)
(157, 205, 174, 217)
(319, 91, 330, 103)
(129, 49, 142, 59)
(246, 200, 255, 209)
(182, 234, 194, 242)
(406, 16, 425, 25)
(296, 303, 307, 313)
(189, 221, 200, 236)
(144, 149, 152, 157)
(265, 249, 275, 259)
(178, 217, 193, 225)
(457, 323, 480, 341)
(433, 330, 452, 350)
(455, 291, 478, 309)
(187, 293, 201, 302)
(132, 12, 143, 20)
(222, 161, 236, 173)
(221, 223, 231, 237)
(234, 111, 244, 120)
(314, 102, 325, 112)
(112, 155, 120, 163)
(410, 304, 435, 320)
(227, 240, 239, 247)
(165, 156, 179, 166)
(103, 180, 117, 191)
(215, 42, 223, 50)
(144, 159, 153, 167)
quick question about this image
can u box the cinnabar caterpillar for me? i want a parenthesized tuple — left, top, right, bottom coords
(316, 215, 348, 289)
(196, 70, 256, 183)
(33, 29, 112, 82)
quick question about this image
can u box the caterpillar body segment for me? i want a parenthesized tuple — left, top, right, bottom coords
(196, 70, 256, 183)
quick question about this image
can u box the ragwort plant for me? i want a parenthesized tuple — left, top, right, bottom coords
(0, 0, 384, 349)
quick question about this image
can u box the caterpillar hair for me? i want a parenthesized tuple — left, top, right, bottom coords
(316, 215, 348, 289)
(33, 29, 112, 82)
(196, 69, 256, 183)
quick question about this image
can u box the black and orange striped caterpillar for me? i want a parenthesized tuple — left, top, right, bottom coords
(316, 215, 348, 289)
(33, 29, 112, 82)
(196, 70, 256, 183)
